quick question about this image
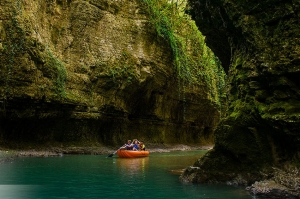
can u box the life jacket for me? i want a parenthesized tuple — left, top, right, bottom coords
(133, 144, 139, 150)
(125, 143, 133, 150)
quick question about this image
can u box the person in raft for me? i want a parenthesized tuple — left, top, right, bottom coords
(132, 139, 139, 151)
(121, 140, 133, 150)
(139, 141, 145, 151)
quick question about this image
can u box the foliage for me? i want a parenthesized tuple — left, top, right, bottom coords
(96, 49, 137, 84)
(142, 0, 226, 107)
(1, 0, 67, 100)
(3, 0, 25, 97)
(45, 47, 67, 98)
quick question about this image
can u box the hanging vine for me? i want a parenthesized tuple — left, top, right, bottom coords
(142, 0, 226, 108)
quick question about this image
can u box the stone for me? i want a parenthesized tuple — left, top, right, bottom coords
(0, 0, 222, 148)
(182, 1, 300, 196)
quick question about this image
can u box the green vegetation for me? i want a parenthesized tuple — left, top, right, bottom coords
(3, 0, 25, 98)
(108, 50, 136, 83)
(108, 64, 135, 83)
(1, 0, 67, 101)
(95, 49, 137, 84)
(45, 47, 67, 98)
(142, 0, 226, 107)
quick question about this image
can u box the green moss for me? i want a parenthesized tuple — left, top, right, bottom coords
(269, 100, 300, 115)
(142, 0, 226, 107)
(229, 98, 255, 119)
(2, 0, 26, 99)
(285, 100, 300, 115)
(233, 57, 242, 68)
(97, 49, 138, 84)
(1, 0, 67, 101)
(256, 99, 300, 122)
(44, 47, 67, 98)
(257, 103, 269, 115)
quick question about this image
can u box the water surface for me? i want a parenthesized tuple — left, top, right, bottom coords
(0, 150, 266, 199)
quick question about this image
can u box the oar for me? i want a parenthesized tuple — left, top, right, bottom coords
(107, 145, 125, 157)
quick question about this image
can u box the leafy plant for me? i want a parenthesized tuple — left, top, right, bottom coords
(142, 0, 226, 107)
(105, 50, 137, 83)
(45, 47, 67, 98)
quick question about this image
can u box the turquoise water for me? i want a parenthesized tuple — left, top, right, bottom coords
(0, 150, 265, 199)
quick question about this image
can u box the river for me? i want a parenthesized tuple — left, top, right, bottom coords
(0, 150, 267, 199)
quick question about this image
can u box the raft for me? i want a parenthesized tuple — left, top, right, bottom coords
(117, 150, 150, 158)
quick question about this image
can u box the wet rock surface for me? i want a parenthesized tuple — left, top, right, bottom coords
(0, 0, 221, 147)
(247, 180, 300, 199)
(183, 0, 300, 197)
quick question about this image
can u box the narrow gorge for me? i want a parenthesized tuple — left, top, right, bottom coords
(1, 0, 300, 197)
(181, 0, 300, 197)
(0, 0, 224, 149)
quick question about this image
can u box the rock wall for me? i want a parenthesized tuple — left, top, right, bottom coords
(0, 0, 220, 148)
(182, 0, 300, 184)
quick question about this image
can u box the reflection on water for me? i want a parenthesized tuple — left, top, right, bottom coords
(116, 157, 149, 185)
(116, 157, 149, 175)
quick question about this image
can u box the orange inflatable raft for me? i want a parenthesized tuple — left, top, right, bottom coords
(117, 150, 150, 158)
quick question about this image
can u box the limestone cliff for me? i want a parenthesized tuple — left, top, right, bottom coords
(182, 0, 300, 186)
(0, 0, 223, 148)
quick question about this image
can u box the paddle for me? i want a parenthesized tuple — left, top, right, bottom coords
(107, 145, 125, 157)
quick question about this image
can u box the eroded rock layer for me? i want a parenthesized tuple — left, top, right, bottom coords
(182, 0, 300, 184)
(0, 0, 220, 148)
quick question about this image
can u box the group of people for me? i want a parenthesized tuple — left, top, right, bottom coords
(121, 139, 145, 151)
